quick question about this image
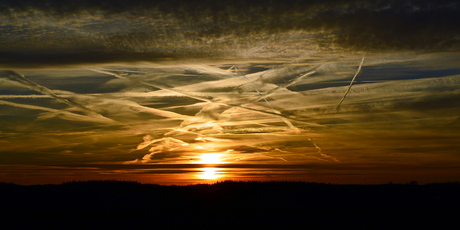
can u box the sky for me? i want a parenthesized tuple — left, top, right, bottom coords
(1, 0, 459, 185)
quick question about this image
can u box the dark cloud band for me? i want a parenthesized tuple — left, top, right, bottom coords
(1, 0, 459, 67)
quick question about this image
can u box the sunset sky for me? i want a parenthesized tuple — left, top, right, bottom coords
(1, 0, 459, 185)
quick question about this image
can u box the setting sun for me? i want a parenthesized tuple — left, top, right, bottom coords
(196, 168, 223, 180)
(196, 153, 224, 164)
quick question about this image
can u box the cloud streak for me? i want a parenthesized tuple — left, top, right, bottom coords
(335, 54, 365, 112)
(0, 99, 114, 124)
(1, 70, 115, 122)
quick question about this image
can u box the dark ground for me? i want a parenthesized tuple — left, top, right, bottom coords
(1, 180, 459, 228)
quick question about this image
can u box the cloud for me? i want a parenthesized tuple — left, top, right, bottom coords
(1, 0, 459, 67)
(73, 57, 459, 165)
(1, 50, 460, 185)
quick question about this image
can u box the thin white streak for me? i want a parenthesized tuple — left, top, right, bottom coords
(136, 137, 189, 151)
(252, 69, 318, 103)
(233, 65, 300, 132)
(0, 99, 114, 124)
(309, 138, 340, 162)
(88, 67, 323, 127)
(0, 95, 50, 99)
(1, 70, 115, 123)
(91, 97, 192, 120)
(335, 54, 365, 112)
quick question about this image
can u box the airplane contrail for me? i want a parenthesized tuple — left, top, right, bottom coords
(309, 138, 339, 162)
(0, 95, 49, 99)
(87, 66, 324, 127)
(247, 67, 319, 104)
(1, 70, 115, 123)
(335, 54, 365, 112)
(0, 99, 115, 124)
(231, 65, 301, 132)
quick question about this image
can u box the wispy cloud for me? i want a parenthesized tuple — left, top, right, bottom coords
(1, 0, 459, 67)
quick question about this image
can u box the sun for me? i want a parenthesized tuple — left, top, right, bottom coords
(196, 153, 224, 164)
(196, 168, 223, 180)
(193, 153, 226, 180)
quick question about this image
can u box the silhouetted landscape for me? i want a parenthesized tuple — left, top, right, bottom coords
(2, 180, 459, 228)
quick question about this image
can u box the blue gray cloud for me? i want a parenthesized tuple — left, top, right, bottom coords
(1, 0, 459, 67)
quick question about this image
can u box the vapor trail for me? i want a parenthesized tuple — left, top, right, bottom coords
(1, 70, 115, 122)
(234, 65, 321, 128)
(248, 66, 320, 104)
(86, 67, 214, 102)
(309, 138, 340, 162)
(0, 95, 50, 99)
(335, 54, 365, 112)
(0, 100, 114, 124)
(88, 67, 323, 127)
(232, 65, 300, 132)
(110, 99, 192, 120)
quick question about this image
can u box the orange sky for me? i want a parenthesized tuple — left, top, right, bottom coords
(1, 1, 460, 185)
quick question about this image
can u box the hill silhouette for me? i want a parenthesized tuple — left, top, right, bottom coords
(1, 180, 459, 228)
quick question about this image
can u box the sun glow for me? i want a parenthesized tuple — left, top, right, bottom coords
(196, 153, 224, 164)
(192, 153, 228, 180)
(196, 167, 223, 180)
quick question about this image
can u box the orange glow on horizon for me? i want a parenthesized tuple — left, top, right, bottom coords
(196, 167, 224, 180)
(192, 152, 227, 181)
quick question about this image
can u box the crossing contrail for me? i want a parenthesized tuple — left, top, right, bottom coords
(231, 65, 302, 132)
(0, 99, 114, 124)
(87, 66, 323, 127)
(1, 70, 115, 123)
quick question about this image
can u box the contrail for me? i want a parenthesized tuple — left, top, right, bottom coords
(87, 67, 323, 127)
(232, 64, 321, 129)
(2, 70, 94, 112)
(232, 65, 301, 132)
(0, 95, 49, 99)
(335, 54, 365, 112)
(0, 92, 191, 121)
(0, 99, 114, 124)
(309, 138, 340, 162)
(229, 65, 276, 116)
(111, 99, 192, 120)
(136, 136, 189, 151)
(248, 67, 319, 104)
(86, 67, 215, 102)
(1, 70, 115, 122)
